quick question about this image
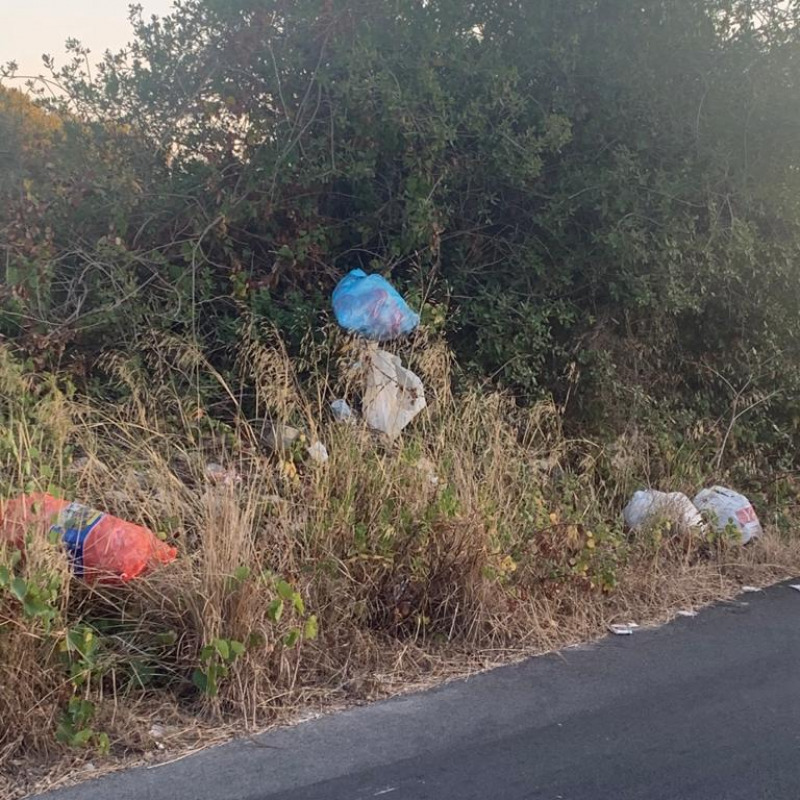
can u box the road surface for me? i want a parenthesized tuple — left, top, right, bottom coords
(39, 580, 800, 800)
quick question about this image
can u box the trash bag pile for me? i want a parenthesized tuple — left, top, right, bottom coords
(331, 269, 426, 440)
(622, 485, 763, 545)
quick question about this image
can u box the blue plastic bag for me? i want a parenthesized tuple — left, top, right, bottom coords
(332, 269, 420, 341)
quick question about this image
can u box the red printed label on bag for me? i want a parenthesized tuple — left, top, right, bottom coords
(735, 506, 758, 525)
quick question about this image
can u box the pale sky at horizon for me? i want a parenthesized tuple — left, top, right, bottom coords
(2, 0, 175, 81)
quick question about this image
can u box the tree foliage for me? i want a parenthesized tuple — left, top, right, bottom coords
(1, 0, 799, 442)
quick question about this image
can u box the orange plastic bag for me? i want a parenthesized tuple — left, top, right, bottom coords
(0, 493, 176, 582)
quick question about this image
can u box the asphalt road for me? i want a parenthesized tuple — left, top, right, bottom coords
(40, 581, 800, 800)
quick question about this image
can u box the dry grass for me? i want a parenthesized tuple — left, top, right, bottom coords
(1, 335, 799, 799)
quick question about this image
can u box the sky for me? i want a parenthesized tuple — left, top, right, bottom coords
(2, 0, 175, 79)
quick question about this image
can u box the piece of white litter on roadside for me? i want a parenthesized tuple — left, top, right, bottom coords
(789, 585, 800, 593)
(306, 441, 329, 464)
(608, 624, 634, 636)
(742, 585, 762, 593)
(677, 609, 698, 618)
(626, 622, 640, 628)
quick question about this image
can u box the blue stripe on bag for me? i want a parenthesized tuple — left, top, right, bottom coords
(50, 503, 105, 576)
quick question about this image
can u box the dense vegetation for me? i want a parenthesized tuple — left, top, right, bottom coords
(2, 0, 799, 444)
(1, 1, 800, 791)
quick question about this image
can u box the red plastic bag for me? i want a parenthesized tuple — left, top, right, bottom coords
(0, 493, 176, 582)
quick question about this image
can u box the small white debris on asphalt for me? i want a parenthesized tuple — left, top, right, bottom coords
(608, 624, 635, 636)
(789, 585, 800, 593)
(741, 586, 762, 593)
(677, 609, 698, 618)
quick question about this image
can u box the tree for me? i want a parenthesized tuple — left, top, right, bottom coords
(1, 0, 799, 440)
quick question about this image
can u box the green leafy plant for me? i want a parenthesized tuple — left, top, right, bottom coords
(192, 638, 246, 698)
(56, 697, 110, 754)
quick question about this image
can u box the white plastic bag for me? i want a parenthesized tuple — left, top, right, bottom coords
(363, 349, 426, 440)
(623, 490, 704, 532)
(306, 441, 329, 464)
(330, 399, 355, 423)
(692, 486, 762, 544)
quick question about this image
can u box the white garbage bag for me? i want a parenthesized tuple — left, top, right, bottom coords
(623, 490, 704, 532)
(692, 486, 763, 544)
(363, 349, 426, 440)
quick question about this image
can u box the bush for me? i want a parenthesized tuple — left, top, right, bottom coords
(0, 1, 799, 456)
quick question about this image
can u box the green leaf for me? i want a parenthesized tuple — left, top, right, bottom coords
(233, 565, 250, 584)
(276, 580, 295, 601)
(267, 598, 284, 623)
(66, 626, 86, 652)
(156, 630, 178, 646)
(10, 577, 27, 601)
(71, 728, 94, 747)
(283, 629, 300, 647)
(303, 614, 319, 640)
(199, 644, 215, 663)
(0, 565, 9, 587)
(23, 597, 52, 618)
(292, 592, 305, 615)
(213, 639, 230, 660)
(192, 669, 208, 693)
(229, 639, 245, 658)
(56, 720, 74, 744)
(96, 731, 110, 755)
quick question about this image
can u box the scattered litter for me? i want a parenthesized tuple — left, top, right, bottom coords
(205, 463, 242, 486)
(623, 490, 704, 533)
(149, 723, 166, 739)
(331, 399, 355, 423)
(693, 486, 763, 545)
(608, 623, 635, 636)
(414, 456, 440, 488)
(677, 609, 698, 618)
(363, 349, 427, 440)
(332, 269, 420, 341)
(84, 762, 97, 773)
(306, 441, 329, 464)
(261, 422, 302, 452)
(0, 493, 176, 582)
(741, 585, 762, 593)
(790, 585, 800, 593)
